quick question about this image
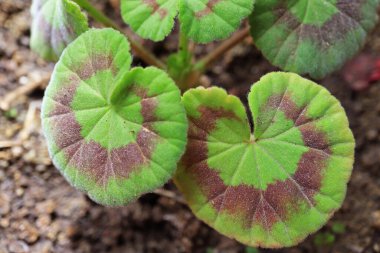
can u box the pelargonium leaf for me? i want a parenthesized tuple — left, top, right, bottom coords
(120, 0, 255, 43)
(120, 0, 178, 42)
(249, 0, 380, 79)
(174, 72, 355, 248)
(41, 28, 188, 206)
(31, 0, 89, 61)
(31, 0, 46, 17)
(179, 0, 255, 43)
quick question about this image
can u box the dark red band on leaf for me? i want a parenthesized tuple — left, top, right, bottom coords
(142, 0, 168, 19)
(49, 77, 80, 117)
(182, 96, 332, 229)
(38, 15, 75, 49)
(294, 149, 328, 194)
(73, 54, 117, 80)
(299, 124, 331, 153)
(267, 94, 304, 122)
(273, 0, 365, 50)
(131, 86, 159, 131)
(181, 106, 241, 168)
(194, 106, 240, 133)
(186, 155, 319, 230)
(195, 0, 221, 18)
(195, 0, 222, 18)
(47, 78, 161, 185)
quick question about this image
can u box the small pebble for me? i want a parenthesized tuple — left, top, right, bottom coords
(366, 129, 378, 141)
(0, 170, 5, 181)
(15, 188, 24, 197)
(35, 164, 46, 172)
(18, 221, 39, 243)
(8, 240, 29, 253)
(18, 76, 28, 85)
(36, 214, 51, 228)
(0, 193, 10, 215)
(31, 241, 52, 253)
(372, 210, 380, 229)
(36, 200, 56, 214)
(11, 146, 23, 158)
(0, 218, 10, 228)
(374, 243, 380, 252)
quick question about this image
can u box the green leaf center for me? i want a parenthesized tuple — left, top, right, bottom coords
(208, 109, 305, 189)
(71, 72, 145, 150)
(175, 72, 355, 247)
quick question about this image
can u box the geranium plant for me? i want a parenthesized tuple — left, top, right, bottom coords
(31, 0, 379, 248)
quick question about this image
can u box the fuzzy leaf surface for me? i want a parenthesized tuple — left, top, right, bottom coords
(174, 72, 355, 248)
(249, 0, 380, 79)
(41, 28, 188, 206)
(179, 0, 255, 43)
(121, 0, 178, 42)
(30, 0, 89, 61)
(120, 0, 255, 43)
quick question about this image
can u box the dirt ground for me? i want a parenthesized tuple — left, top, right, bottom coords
(0, 1, 380, 253)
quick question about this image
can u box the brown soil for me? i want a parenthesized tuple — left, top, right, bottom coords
(0, 1, 380, 253)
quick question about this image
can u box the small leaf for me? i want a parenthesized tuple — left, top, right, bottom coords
(31, 0, 47, 17)
(331, 221, 345, 234)
(178, 0, 255, 43)
(4, 108, 18, 120)
(174, 72, 355, 248)
(313, 232, 335, 246)
(246, 247, 260, 253)
(120, 0, 178, 42)
(120, 0, 255, 43)
(41, 28, 188, 206)
(31, 0, 89, 61)
(249, 0, 380, 79)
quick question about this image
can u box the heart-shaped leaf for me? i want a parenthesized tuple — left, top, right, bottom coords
(174, 72, 355, 247)
(31, 0, 89, 61)
(120, 0, 255, 43)
(249, 0, 380, 79)
(41, 28, 188, 206)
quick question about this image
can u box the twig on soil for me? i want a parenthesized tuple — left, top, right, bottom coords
(0, 101, 42, 149)
(19, 101, 42, 141)
(0, 74, 50, 111)
(0, 140, 23, 149)
(153, 188, 187, 205)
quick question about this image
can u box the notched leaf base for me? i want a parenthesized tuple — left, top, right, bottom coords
(175, 72, 355, 248)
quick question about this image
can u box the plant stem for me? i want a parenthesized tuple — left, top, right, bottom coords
(197, 26, 250, 70)
(72, 0, 166, 69)
(178, 29, 189, 52)
(176, 29, 194, 90)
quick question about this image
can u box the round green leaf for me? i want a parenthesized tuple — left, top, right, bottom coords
(120, 0, 255, 43)
(249, 0, 380, 79)
(30, 0, 89, 62)
(41, 28, 188, 206)
(179, 0, 255, 43)
(174, 72, 355, 248)
(120, 0, 178, 42)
